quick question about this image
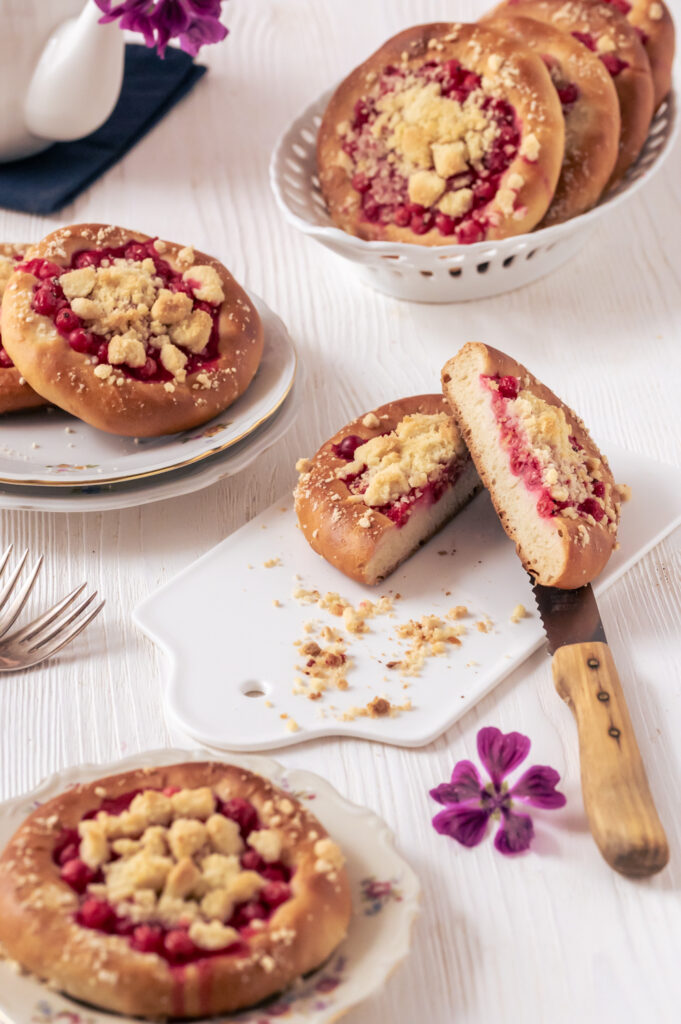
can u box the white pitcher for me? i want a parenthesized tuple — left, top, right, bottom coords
(0, 0, 125, 162)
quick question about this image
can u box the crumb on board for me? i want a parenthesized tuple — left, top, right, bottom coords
(476, 619, 493, 633)
(272, 599, 282, 608)
(340, 696, 413, 721)
(263, 558, 281, 568)
(510, 603, 528, 624)
(447, 605, 468, 620)
(285, 719, 300, 733)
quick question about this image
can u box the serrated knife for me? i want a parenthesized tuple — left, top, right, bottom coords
(532, 581, 669, 878)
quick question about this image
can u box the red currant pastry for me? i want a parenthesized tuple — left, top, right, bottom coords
(483, 15, 621, 224)
(601, 0, 675, 107)
(317, 23, 565, 245)
(0, 245, 47, 415)
(0, 224, 264, 437)
(494, 0, 655, 185)
(441, 344, 624, 589)
(295, 395, 481, 585)
(0, 761, 351, 1019)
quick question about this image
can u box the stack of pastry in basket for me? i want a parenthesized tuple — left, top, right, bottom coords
(295, 343, 627, 589)
(0, 223, 264, 435)
(317, 0, 674, 244)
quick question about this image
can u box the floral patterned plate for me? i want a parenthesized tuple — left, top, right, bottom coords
(0, 748, 420, 1024)
(0, 292, 296, 488)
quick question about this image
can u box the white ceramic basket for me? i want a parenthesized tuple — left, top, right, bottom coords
(270, 87, 677, 303)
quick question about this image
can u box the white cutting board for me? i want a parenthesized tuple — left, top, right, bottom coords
(134, 444, 681, 750)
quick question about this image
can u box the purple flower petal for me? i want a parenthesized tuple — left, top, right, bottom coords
(184, 0, 223, 14)
(179, 14, 228, 56)
(477, 726, 531, 787)
(429, 760, 483, 806)
(510, 765, 567, 809)
(432, 805, 490, 848)
(494, 808, 534, 855)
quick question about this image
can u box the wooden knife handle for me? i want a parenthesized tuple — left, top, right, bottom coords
(552, 641, 668, 878)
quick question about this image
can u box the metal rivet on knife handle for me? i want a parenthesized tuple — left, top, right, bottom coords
(552, 641, 669, 879)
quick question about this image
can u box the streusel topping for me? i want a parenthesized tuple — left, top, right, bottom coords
(336, 412, 465, 507)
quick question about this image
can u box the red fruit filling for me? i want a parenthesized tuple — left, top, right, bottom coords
(334, 430, 466, 529)
(604, 0, 632, 14)
(55, 789, 295, 965)
(482, 374, 613, 525)
(570, 31, 630, 77)
(0, 344, 14, 369)
(599, 53, 629, 76)
(540, 55, 581, 113)
(572, 31, 597, 51)
(20, 240, 222, 384)
(339, 58, 521, 242)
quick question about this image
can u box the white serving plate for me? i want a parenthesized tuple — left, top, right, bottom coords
(0, 292, 296, 487)
(270, 87, 677, 302)
(0, 378, 301, 512)
(135, 444, 681, 751)
(0, 749, 420, 1024)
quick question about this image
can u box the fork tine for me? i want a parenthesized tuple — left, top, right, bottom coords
(28, 599, 105, 660)
(0, 548, 29, 617)
(4, 581, 88, 644)
(0, 554, 43, 638)
(28, 591, 100, 652)
(0, 545, 13, 577)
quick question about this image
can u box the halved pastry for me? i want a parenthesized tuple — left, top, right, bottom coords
(483, 14, 621, 224)
(0, 244, 47, 415)
(0, 224, 264, 437)
(493, 0, 655, 185)
(317, 22, 565, 244)
(441, 344, 623, 589)
(295, 395, 481, 585)
(0, 761, 351, 1019)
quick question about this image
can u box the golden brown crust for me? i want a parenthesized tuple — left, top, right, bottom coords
(0, 224, 264, 437)
(442, 343, 618, 588)
(294, 394, 479, 585)
(317, 22, 565, 244)
(0, 243, 47, 415)
(482, 15, 621, 224)
(493, 0, 655, 185)
(615, 0, 675, 107)
(0, 761, 351, 1020)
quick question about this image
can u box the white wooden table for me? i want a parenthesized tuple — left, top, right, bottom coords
(1, 2, 681, 1022)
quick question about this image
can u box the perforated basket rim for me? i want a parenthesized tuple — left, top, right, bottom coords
(270, 85, 678, 260)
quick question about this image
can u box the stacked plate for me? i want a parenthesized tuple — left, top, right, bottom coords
(0, 293, 299, 512)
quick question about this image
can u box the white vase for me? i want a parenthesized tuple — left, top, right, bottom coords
(0, 0, 126, 162)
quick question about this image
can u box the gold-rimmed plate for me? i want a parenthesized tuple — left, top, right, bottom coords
(0, 292, 296, 488)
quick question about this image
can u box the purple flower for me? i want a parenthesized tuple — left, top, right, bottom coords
(430, 727, 566, 855)
(93, 0, 229, 57)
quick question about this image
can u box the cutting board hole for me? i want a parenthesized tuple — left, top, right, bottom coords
(239, 680, 269, 698)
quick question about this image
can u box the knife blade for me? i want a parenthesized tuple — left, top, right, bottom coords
(531, 581, 607, 654)
(530, 574, 668, 878)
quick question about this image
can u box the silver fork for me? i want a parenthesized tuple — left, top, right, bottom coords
(0, 546, 105, 671)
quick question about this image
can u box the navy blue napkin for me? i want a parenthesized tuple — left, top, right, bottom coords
(0, 44, 206, 215)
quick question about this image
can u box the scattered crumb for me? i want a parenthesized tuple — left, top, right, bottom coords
(394, 615, 465, 677)
(510, 604, 528, 624)
(447, 605, 468, 620)
(340, 696, 413, 721)
(476, 619, 493, 633)
(264, 699, 273, 708)
(272, 599, 282, 608)
(285, 719, 300, 733)
(263, 558, 281, 569)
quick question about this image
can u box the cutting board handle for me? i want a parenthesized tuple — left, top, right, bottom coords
(552, 641, 669, 878)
